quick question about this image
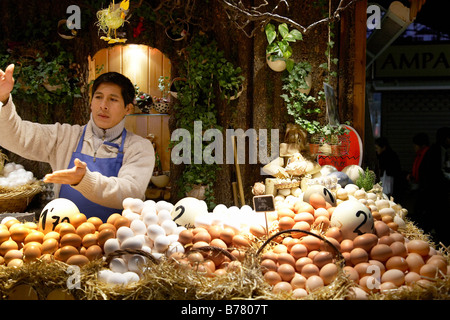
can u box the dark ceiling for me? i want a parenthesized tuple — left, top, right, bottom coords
(371, 0, 449, 36)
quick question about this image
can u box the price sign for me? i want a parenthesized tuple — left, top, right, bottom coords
(252, 195, 275, 213)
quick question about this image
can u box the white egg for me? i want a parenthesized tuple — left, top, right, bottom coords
(1, 216, 17, 225)
(121, 236, 144, 250)
(123, 271, 140, 284)
(166, 234, 179, 244)
(127, 254, 147, 274)
(213, 204, 227, 214)
(155, 200, 173, 213)
(161, 219, 177, 235)
(106, 272, 128, 286)
(154, 235, 170, 252)
(142, 211, 158, 226)
(109, 257, 128, 273)
(116, 226, 134, 243)
(97, 269, 114, 282)
(166, 241, 185, 257)
(103, 238, 120, 255)
(141, 245, 152, 254)
(147, 224, 166, 241)
(151, 252, 164, 260)
(130, 219, 147, 235)
(123, 210, 141, 222)
(122, 197, 135, 210)
(172, 226, 187, 235)
(157, 209, 172, 224)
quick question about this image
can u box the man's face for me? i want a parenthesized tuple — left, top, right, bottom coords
(91, 83, 133, 129)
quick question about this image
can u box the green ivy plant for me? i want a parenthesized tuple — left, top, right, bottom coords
(265, 23, 303, 73)
(172, 34, 244, 209)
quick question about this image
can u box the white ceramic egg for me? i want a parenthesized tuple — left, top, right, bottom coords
(330, 199, 374, 240)
(170, 197, 207, 229)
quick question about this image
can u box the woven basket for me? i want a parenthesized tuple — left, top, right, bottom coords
(0, 182, 43, 213)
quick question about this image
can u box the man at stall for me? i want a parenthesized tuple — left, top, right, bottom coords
(0, 64, 155, 222)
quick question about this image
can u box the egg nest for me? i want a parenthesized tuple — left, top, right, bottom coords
(0, 218, 449, 300)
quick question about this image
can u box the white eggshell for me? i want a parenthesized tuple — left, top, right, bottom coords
(130, 219, 147, 235)
(109, 257, 128, 273)
(106, 272, 128, 286)
(123, 271, 140, 284)
(161, 219, 178, 235)
(142, 211, 158, 226)
(127, 254, 147, 273)
(98, 269, 114, 282)
(157, 209, 172, 224)
(116, 226, 134, 243)
(154, 235, 170, 252)
(147, 224, 166, 241)
(103, 238, 120, 255)
(121, 236, 144, 250)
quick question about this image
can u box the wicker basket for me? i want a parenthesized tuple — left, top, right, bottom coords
(0, 182, 43, 213)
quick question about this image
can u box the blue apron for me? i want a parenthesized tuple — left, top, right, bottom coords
(59, 126, 127, 222)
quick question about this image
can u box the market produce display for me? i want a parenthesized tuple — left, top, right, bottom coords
(0, 162, 449, 300)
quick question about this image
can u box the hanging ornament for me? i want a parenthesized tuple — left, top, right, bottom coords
(96, 0, 130, 44)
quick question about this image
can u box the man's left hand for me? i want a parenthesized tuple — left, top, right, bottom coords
(44, 158, 87, 185)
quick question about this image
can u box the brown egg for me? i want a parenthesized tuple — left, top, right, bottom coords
(378, 235, 394, 246)
(4, 249, 23, 264)
(293, 201, 315, 214)
(300, 235, 321, 251)
(113, 216, 130, 229)
(405, 253, 425, 273)
(374, 221, 390, 238)
(369, 259, 386, 275)
(24, 230, 44, 244)
(387, 222, 398, 231)
(232, 234, 250, 248)
(278, 263, 296, 281)
(192, 241, 210, 251)
(294, 212, 315, 225)
(23, 241, 42, 252)
(10, 225, 29, 242)
(290, 243, 308, 260)
(353, 233, 378, 252)
(0, 229, 10, 243)
(390, 241, 407, 258)
(249, 224, 267, 238)
(85, 245, 103, 261)
(314, 207, 330, 219)
(325, 227, 343, 243)
(354, 262, 371, 277)
(98, 223, 116, 233)
(300, 263, 320, 278)
(87, 217, 103, 230)
(70, 213, 87, 229)
(277, 207, 295, 219)
(106, 213, 122, 225)
(23, 244, 41, 263)
(420, 264, 440, 278)
(41, 238, 59, 254)
(406, 239, 430, 257)
(207, 225, 222, 239)
(177, 229, 194, 245)
(278, 253, 296, 267)
(187, 251, 204, 264)
(66, 254, 90, 267)
(260, 258, 278, 274)
(405, 271, 421, 285)
(82, 233, 98, 248)
(278, 216, 295, 231)
(340, 239, 354, 253)
(426, 256, 448, 275)
(320, 263, 338, 285)
(320, 237, 341, 254)
(308, 193, 327, 209)
(202, 259, 216, 273)
(390, 232, 405, 243)
(0, 239, 18, 255)
(55, 222, 76, 237)
(312, 215, 330, 230)
(290, 273, 307, 289)
(58, 245, 79, 262)
(193, 231, 211, 244)
(272, 281, 292, 294)
(60, 233, 82, 248)
(43, 231, 60, 242)
(385, 256, 408, 272)
(350, 248, 369, 265)
(210, 238, 227, 250)
(4, 218, 20, 229)
(219, 228, 235, 245)
(230, 249, 245, 261)
(343, 266, 359, 282)
(295, 257, 313, 273)
(76, 222, 96, 239)
(313, 251, 334, 268)
(370, 244, 393, 262)
(7, 258, 23, 268)
(306, 275, 324, 292)
(381, 269, 405, 286)
(292, 222, 310, 237)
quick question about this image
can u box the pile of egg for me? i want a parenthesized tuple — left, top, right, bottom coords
(259, 183, 450, 299)
(0, 162, 36, 188)
(0, 213, 120, 268)
(98, 198, 189, 286)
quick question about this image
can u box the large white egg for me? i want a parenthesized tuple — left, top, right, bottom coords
(330, 200, 374, 240)
(38, 198, 80, 234)
(170, 197, 207, 229)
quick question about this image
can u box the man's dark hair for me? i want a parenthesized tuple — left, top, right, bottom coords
(92, 72, 135, 106)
